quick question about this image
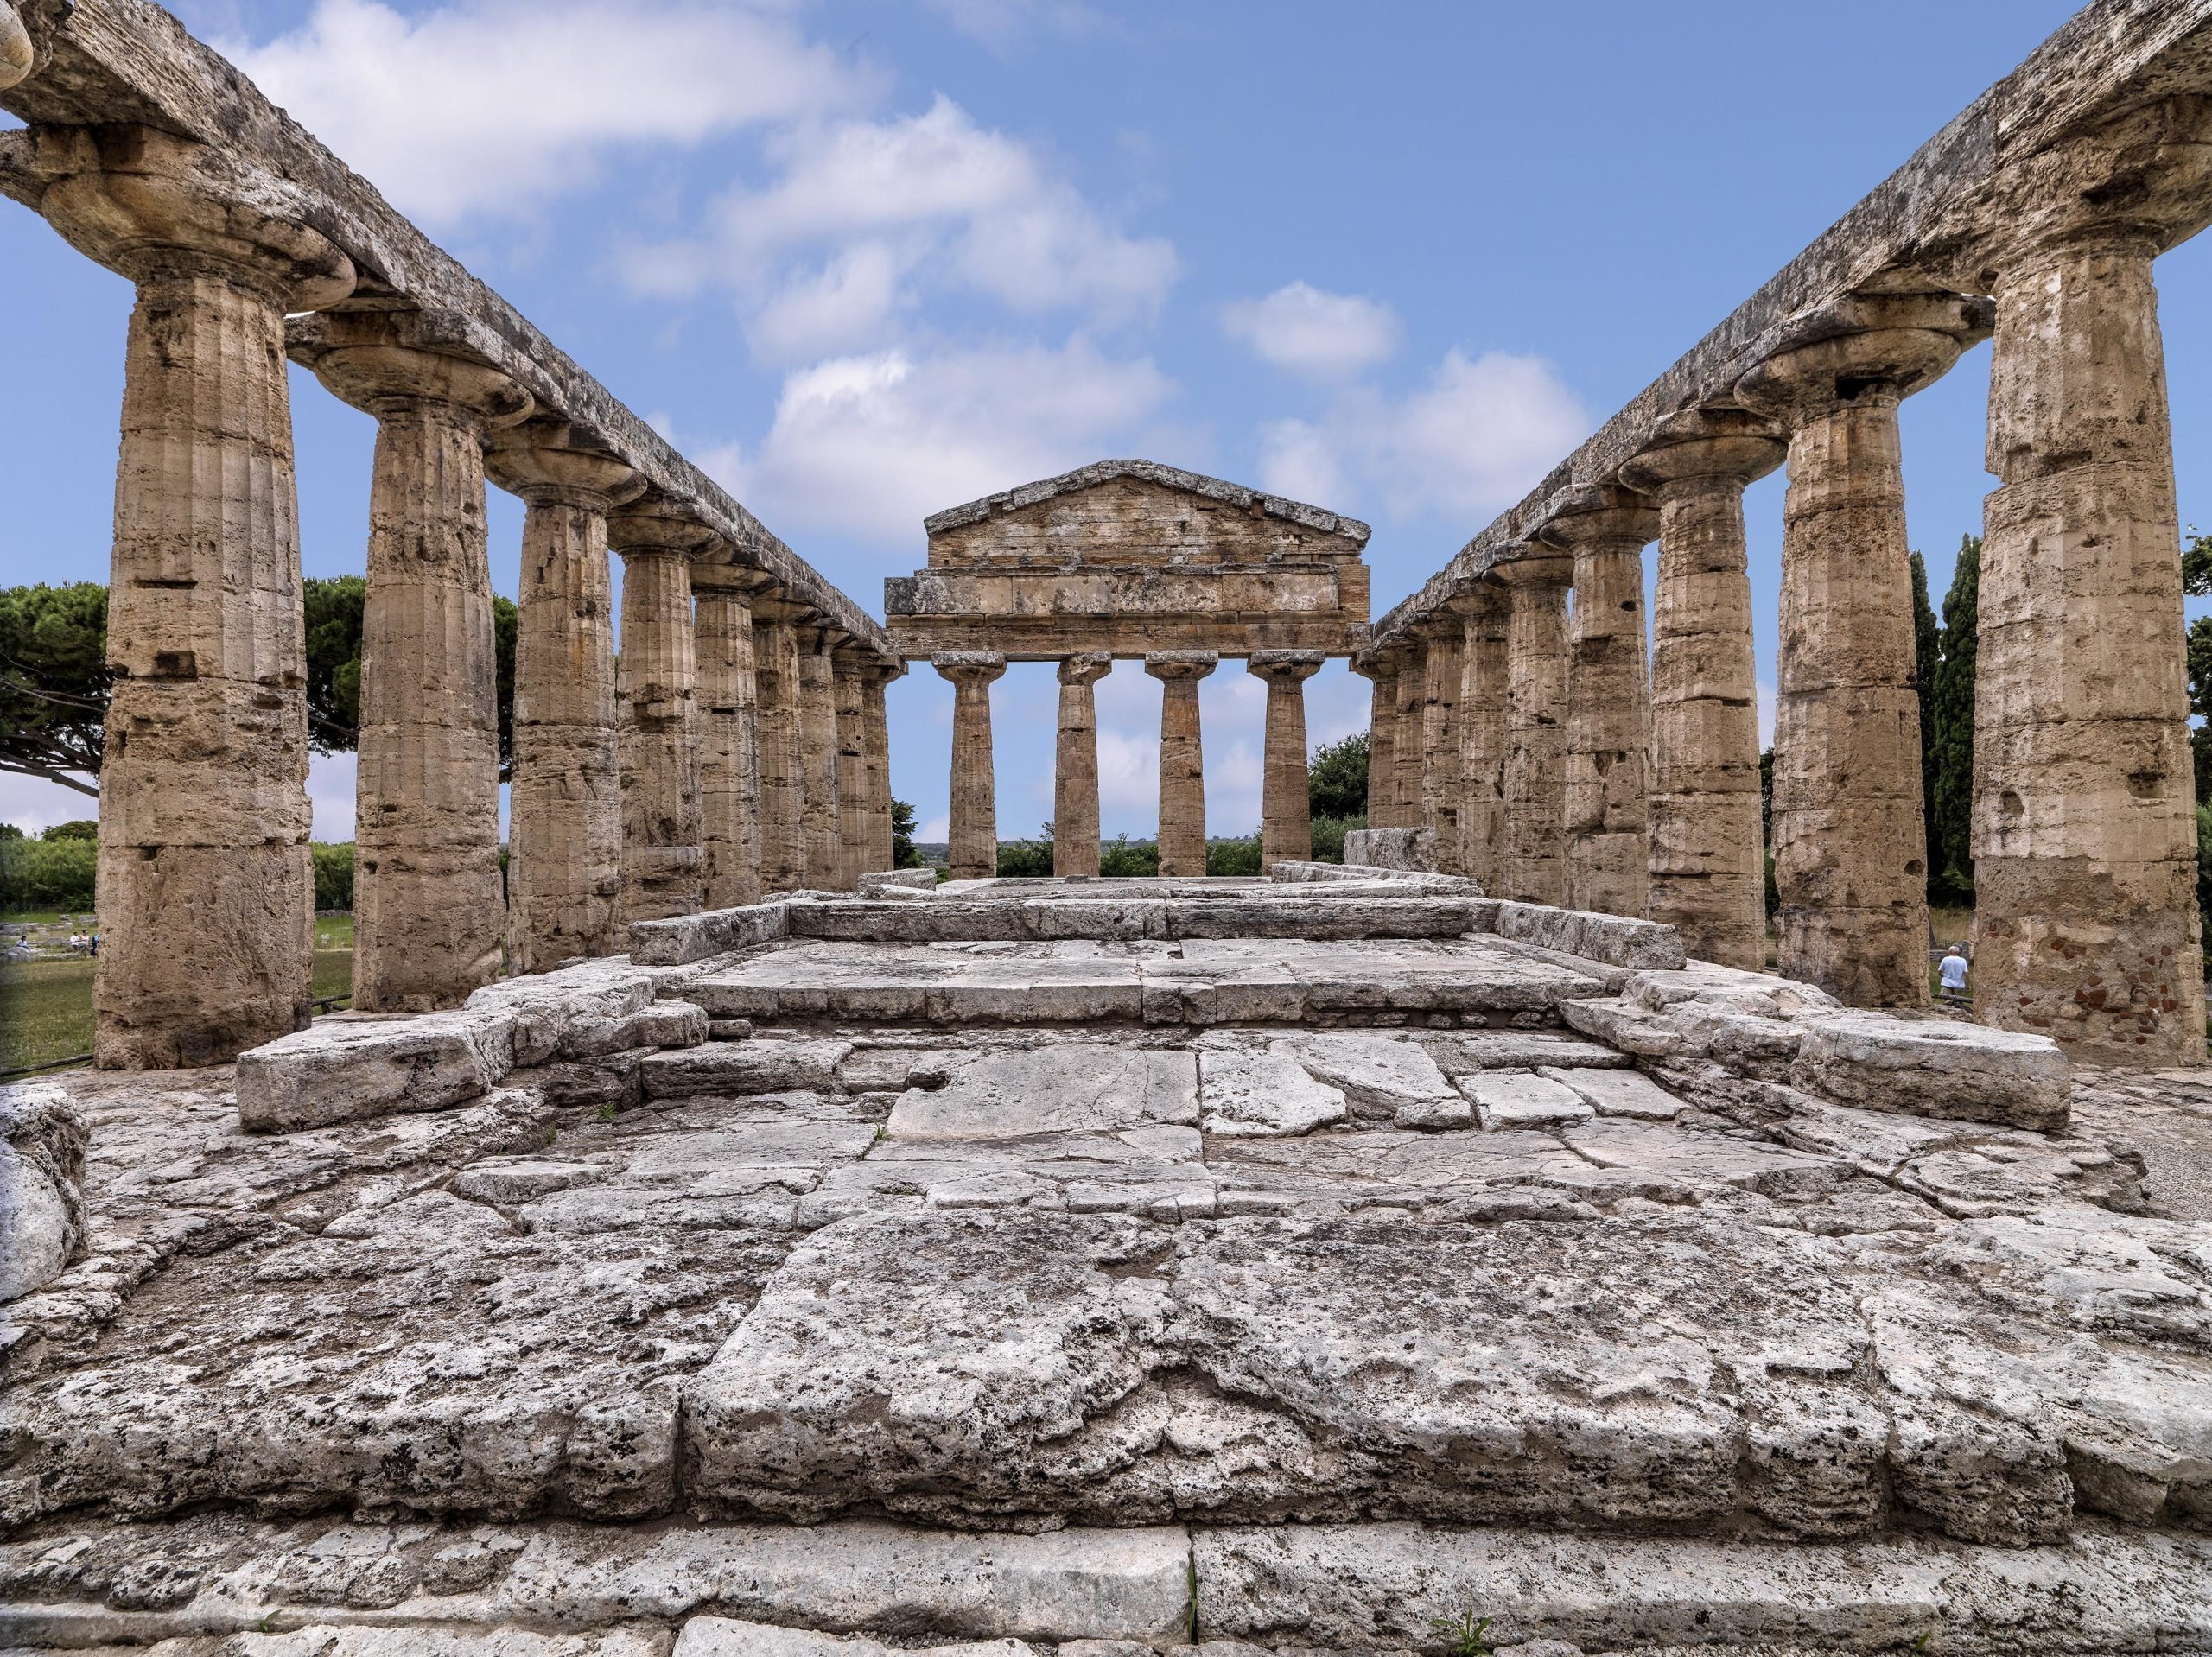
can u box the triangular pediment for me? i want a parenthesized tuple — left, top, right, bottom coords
(923, 459, 1370, 547)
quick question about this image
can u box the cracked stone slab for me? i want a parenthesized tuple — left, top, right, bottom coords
(885, 1048, 1198, 1140)
(1197, 1044, 1348, 1138)
(1536, 1066, 1682, 1120)
(1457, 1070, 1592, 1129)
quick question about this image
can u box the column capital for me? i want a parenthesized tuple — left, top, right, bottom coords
(1532, 482, 1658, 552)
(1735, 291, 1992, 424)
(1618, 405, 1785, 498)
(1145, 650, 1217, 682)
(2, 3, 36, 91)
(1484, 546, 1575, 589)
(933, 651, 1007, 686)
(25, 124, 355, 307)
(608, 504, 719, 557)
(1247, 650, 1325, 684)
(1057, 652, 1114, 687)
(486, 422, 645, 508)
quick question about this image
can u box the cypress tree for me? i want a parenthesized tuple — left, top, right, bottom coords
(1928, 534, 1980, 904)
(1910, 551, 1941, 895)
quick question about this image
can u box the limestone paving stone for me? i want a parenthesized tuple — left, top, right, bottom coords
(884, 1047, 1198, 1140)
(1457, 1070, 1592, 1130)
(0, 1083, 87, 1302)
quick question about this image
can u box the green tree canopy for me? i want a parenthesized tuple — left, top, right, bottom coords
(1910, 550, 1942, 893)
(1927, 536, 1980, 904)
(890, 800, 921, 868)
(2183, 530, 2212, 804)
(1308, 730, 1370, 820)
(0, 583, 111, 798)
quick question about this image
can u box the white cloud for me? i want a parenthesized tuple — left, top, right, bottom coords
(1259, 348, 1588, 523)
(632, 97, 1178, 363)
(923, 0, 1103, 48)
(1221, 282, 1400, 380)
(308, 752, 358, 842)
(0, 772, 97, 836)
(223, 0, 874, 224)
(728, 338, 1176, 543)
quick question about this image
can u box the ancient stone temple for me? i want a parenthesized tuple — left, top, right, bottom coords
(5, 3, 2212, 1654)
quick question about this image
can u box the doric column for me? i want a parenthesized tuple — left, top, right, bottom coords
(1357, 657, 1399, 825)
(1497, 553, 1574, 906)
(864, 663, 902, 875)
(797, 625, 842, 888)
(1536, 484, 1659, 919)
(835, 650, 868, 890)
(935, 652, 1007, 880)
(1249, 651, 1325, 869)
(302, 327, 531, 1012)
(1621, 407, 1785, 969)
(694, 581, 762, 910)
(1738, 292, 1988, 1007)
(1147, 651, 1217, 876)
(608, 506, 710, 924)
(485, 435, 640, 972)
(1389, 642, 1427, 830)
(1419, 623, 1465, 870)
(1054, 653, 1113, 877)
(1456, 591, 1509, 891)
(751, 599, 806, 894)
(29, 127, 354, 1064)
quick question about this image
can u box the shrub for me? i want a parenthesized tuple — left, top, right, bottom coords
(313, 841, 355, 911)
(1309, 814, 1362, 865)
(12, 833, 97, 910)
(995, 837, 1055, 879)
(1098, 835, 1159, 877)
(1205, 834, 1262, 876)
(42, 818, 98, 842)
(1308, 732, 1369, 820)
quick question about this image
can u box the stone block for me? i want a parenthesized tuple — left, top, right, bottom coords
(1792, 1014, 2071, 1132)
(1490, 902, 1688, 970)
(887, 1048, 1198, 1140)
(676, 1619, 1037, 1655)
(235, 1011, 516, 1132)
(1538, 1065, 1682, 1121)
(628, 901, 791, 966)
(556, 1000, 709, 1060)
(0, 1082, 87, 1302)
(1459, 1070, 1594, 1129)
(858, 867, 940, 891)
(467, 962, 661, 1067)
(1343, 826, 1436, 871)
(1198, 1043, 1349, 1137)
(640, 1039, 855, 1099)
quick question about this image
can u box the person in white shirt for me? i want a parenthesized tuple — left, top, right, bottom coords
(1939, 945, 1969, 997)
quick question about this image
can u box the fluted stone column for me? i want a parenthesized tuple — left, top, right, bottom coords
(865, 663, 901, 875)
(695, 582, 761, 909)
(1420, 625, 1465, 871)
(1390, 644, 1427, 831)
(1054, 654, 1113, 877)
(752, 600, 806, 893)
(1249, 651, 1325, 869)
(1498, 555, 1573, 906)
(936, 652, 1007, 881)
(307, 336, 531, 1011)
(1456, 593, 1509, 892)
(32, 128, 354, 1064)
(797, 627, 841, 888)
(1537, 485, 1658, 919)
(1961, 105, 2212, 1061)
(1738, 292, 1986, 1006)
(610, 509, 709, 924)
(1621, 408, 1784, 970)
(1, 3, 34, 91)
(1359, 659, 1399, 825)
(1147, 651, 1217, 876)
(835, 652, 868, 891)
(486, 439, 639, 972)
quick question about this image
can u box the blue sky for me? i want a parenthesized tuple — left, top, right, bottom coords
(5, 0, 2209, 844)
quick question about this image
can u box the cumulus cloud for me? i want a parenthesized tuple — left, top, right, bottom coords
(1257, 348, 1588, 522)
(627, 97, 1179, 362)
(1221, 282, 1400, 380)
(721, 337, 1176, 543)
(222, 0, 875, 225)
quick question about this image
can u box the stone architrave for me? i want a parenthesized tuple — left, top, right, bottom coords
(1419, 624, 1465, 873)
(1537, 483, 1660, 920)
(797, 627, 842, 888)
(1389, 644, 1427, 832)
(609, 507, 711, 924)
(834, 651, 869, 891)
(1497, 554, 1574, 907)
(1147, 651, 1217, 876)
(1456, 591, 1510, 892)
(304, 330, 532, 1013)
(694, 581, 762, 910)
(486, 435, 641, 973)
(1249, 651, 1325, 869)
(1053, 654, 1114, 877)
(1621, 407, 1786, 970)
(864, 663, 901, 875)
(935, 652, 1007, 880)
(1738, 292, 1989, 1007)
(29, 127, 354, 1065)
(752, 600, 807, 895)
(1955, 102, 2212, 1063)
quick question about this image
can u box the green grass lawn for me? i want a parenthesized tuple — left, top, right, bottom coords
(0, 913, 357, 1076)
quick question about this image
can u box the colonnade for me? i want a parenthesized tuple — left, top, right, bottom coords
(936, 649, 1331, 879)
(1368, 101, 2212, 1065)
(11, 124, 901, 1065)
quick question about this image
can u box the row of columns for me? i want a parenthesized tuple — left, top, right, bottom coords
(1370, 102, 2212, 1067)
(20, 125, 899, 1064)
(937, 649, 1329, 880)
